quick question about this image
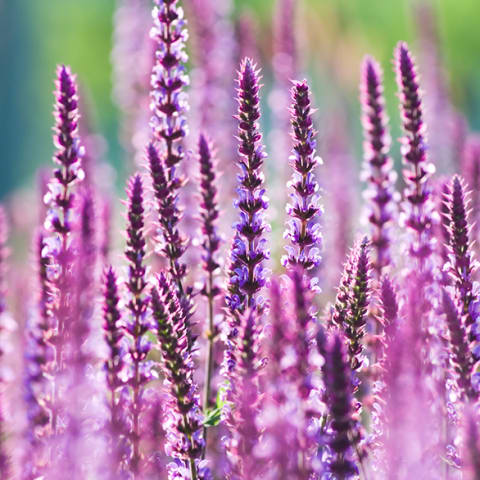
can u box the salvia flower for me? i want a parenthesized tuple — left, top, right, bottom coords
(441, 289, 475, 400)
(321, 332, 359, 479)
(360, 56, 396, 277)
(283, 80, 322, 275)
(444, 176, 478, 333)
(395, 42, 435, 265)
(102, 266, 128, 475)
(123, 174, 152, 473)
(150, 0, 189, 177)
(197, 134, 221, 444)
(331, 238, 371, 373)
(44, 65, 84, 246)
(226, 58, 269, 313)
(151, 273, 205, 480)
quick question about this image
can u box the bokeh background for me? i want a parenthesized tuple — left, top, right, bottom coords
(1, 0, 480, 200)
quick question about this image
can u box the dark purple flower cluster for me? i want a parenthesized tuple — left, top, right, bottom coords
(395, 42, 435, 264)
(227, 58, 269, 313)
(360, 56, 396, 278)
(283, 80, 322, 275)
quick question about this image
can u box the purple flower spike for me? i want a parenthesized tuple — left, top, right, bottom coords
(148, 143, 187, 285)
(151, 273, 206, 480)
(197, 134, 221, 448)
(323, 333, 359, 479)
(444, 176, 478, 331)
(150, 0, 189, 176)
(44, 65, 84, 245)
(395, 42, 435, 264)
(124, 174, 151, 473)
(283, 80, 322, 274)
(331, 238, 371, 373)
(360, 56, 396, 277)
(198, 134, 221, 280)
(226, 58, 269, 313)
(441, 289, 475, 400)
(102, 266, 128, 475)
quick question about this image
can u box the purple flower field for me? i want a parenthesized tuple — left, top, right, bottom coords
(1, 0, 480, 478)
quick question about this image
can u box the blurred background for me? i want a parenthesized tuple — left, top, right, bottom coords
(1, 0, 480, 201)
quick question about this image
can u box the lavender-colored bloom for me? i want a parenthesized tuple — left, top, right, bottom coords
(44, 65, 84, 245)
(345, 238, 371, 372)
(395, 42, 435, 264)
(197, 134, 221, 442)
(441, 289, 475, 400)
(123, 174, 151, 473)
(150, 0, 189, 177)
(197, 134, 221, 281)
(226, 58, 269, 313)
(102, 266, 128, 475)
(444, 176, 478, 332)
(42, 65, 85, 442)
(151, 273, 205, 480)
(283, 80, 322, 274)
(360, 56, 395, 277)
(322, 333, 358, 479)
(331, 238, 371, 373)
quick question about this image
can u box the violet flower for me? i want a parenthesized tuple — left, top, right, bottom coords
(150, 0, 189, 179)
(441, 289, 475, 400)
(395, 42, 435, 266)
(360, 56, 395, 278)
(321, 332, 359, 479)
(43, 65, 84, 440)
(226, 58, 269, 314)
(444, 176, 478, 333)
(150, 273, 206, 480)
(102, 266, 128, 475)
(331, 238, 371, 373)
(44, 65, 84, 247)
(123, 174, 152, 473)
(283, 80, 322, 275)
(197, 134, 221, 452)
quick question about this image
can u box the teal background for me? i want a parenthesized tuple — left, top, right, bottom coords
(1, 0, 479, 199)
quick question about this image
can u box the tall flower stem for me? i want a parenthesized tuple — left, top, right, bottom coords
(197, 134, 221, 458)
(124, 174, 150, 474)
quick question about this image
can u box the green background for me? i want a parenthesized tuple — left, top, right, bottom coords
(1, 0, 479, 199)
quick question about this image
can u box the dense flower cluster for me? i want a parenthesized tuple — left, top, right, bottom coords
(2, 2, 480, 480)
